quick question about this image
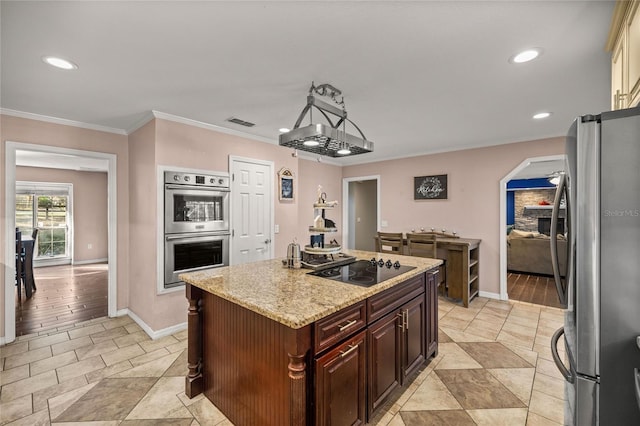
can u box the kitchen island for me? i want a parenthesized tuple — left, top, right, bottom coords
(181, 249, 441, 425)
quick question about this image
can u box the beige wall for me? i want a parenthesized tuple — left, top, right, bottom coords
(2, 116, 345, 337)
(127, 119, 347, 332)
(16, 166, 108, 262)
(343, 136, 564, 296)
(128, 120, 160, 330)
(1, 111, 564, 340)
(1, 114, 129, 340)
(296, 158, 344, 249)
(154, 118, 301, 258)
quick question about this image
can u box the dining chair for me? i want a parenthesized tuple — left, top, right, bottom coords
(406, 233, 437, 258)
(15, 229, 23, 302)
(29, 228, 38, 291)
(407, 232, 448, 296)
(377, 232, 403, 254)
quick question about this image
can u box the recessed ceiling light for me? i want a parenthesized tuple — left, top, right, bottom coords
(42, 56, 78, 70)
(533, 112, 552, 119)
(279, 128, 290, 133)
(509, 48, 542, 64)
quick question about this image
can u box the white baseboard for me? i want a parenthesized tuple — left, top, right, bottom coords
(73, 258, 108, 265)
(0, 309, 186, 346)
(478, 290, 502, 300)
(34, 258, 71, 268)
(118, 308, 187, 340)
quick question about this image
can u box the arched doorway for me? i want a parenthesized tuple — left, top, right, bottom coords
(498, 155, 564, 302)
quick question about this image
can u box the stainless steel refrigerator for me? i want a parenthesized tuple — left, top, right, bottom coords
(550, 105, 640, 425)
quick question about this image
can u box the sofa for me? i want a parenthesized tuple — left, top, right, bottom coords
(507, 229, 567, 276)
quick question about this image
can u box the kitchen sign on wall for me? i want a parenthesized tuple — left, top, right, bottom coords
(414, 174, 448, 200)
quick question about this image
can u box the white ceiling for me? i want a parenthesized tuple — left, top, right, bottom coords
(1, 1, 614, 170)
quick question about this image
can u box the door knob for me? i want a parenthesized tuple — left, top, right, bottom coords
(264, 239, 271, 244)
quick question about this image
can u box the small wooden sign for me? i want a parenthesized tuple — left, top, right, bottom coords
(414, 174, 448, 200)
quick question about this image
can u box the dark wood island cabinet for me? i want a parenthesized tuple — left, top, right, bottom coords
(181, 250, 441, 426)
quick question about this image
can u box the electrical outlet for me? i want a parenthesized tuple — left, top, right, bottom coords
(88, 243, 93, 249)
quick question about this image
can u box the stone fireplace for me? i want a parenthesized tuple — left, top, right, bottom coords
(538, 217, 565, 236)
(513, 188, 565, 233)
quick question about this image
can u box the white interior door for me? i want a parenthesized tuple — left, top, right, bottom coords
(230, 157, 274, 265)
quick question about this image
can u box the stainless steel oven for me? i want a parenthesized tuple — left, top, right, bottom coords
(164, 232, 229, 287)
(164, 171, 230, 234)
(164, 171, 230, 288)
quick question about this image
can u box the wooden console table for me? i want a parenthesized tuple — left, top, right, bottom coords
(435, 238, 480, 308)
(375, 235, 481, 308)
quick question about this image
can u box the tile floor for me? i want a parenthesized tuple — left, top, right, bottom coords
(0, 296, 567, 425)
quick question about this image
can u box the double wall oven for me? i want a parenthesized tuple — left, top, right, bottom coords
(164, 171, 230, 288)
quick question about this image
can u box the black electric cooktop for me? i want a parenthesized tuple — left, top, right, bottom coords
(308, 258, 416, 287)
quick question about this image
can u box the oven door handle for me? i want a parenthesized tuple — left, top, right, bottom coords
(635, 368, 640, 412)
(165, 232, 229, 241)
(165, 184, 230, 192)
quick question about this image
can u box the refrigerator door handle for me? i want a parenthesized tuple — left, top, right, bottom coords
(551, 327, 575, 383)
(550, 172, 569, 307)
(635, 368, 640, 411)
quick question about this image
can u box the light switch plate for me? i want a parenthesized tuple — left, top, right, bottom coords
(381, 220, 388, 228)
(274, 224, 280, 233)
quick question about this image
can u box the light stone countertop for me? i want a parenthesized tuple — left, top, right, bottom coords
(180, 249, 441, 329)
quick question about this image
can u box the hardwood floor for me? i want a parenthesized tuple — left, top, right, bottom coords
(507, 271, 564, 309)
(15, 263, 108, 336)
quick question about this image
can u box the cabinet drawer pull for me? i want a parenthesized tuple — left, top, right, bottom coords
(397, 312, 404, 329)
(404, 310, 409, 331)
(340, 344, 358, 358)
(338, 319, 357, 332)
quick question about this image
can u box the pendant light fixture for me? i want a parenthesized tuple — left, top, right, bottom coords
(279, 82, 374, 157)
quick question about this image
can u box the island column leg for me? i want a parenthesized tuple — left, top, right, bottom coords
(286, 325, 311, 426)
(186, 284, 203, 398)
(288, 352, 307, 425)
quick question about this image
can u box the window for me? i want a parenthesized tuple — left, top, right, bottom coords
(16, 182, 72, 261)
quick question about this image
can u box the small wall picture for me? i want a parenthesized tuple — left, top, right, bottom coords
(414, 174, 448, 200)
(278, 167, 294, 201)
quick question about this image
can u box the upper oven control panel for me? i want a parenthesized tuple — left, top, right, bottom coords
(164, 171, 229, 188)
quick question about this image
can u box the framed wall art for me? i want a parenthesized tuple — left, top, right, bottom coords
(278, 167, 294, 201)
(414, 174, 448, 200)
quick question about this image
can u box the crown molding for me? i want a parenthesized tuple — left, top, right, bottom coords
(125, 111, 156, 134)
(0, 108, 310, 151)
(0, 109, 128, 135)
(151, 110, 276, 145)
